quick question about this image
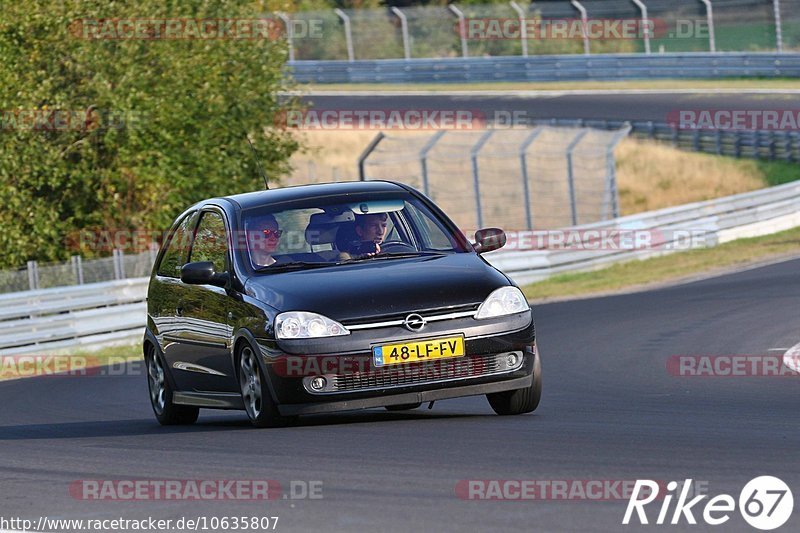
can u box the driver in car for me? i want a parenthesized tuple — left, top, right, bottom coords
(246, 214, 283, 267)
(340, 212, 388, 260)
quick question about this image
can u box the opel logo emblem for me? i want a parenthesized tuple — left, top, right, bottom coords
(403, 313, 426, 332)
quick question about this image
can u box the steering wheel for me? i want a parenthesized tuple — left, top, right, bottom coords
(378, 240, 416, 254)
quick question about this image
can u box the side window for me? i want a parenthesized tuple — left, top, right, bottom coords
(157, 212, 197, 278)
(189, 211, 229, 273)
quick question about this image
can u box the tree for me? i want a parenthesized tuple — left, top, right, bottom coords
(0, 0, 301, 267)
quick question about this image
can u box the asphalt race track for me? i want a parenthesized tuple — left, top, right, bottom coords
(300, 91, 800, 124)
(1, 257, 799, 532)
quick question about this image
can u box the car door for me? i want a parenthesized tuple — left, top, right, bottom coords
(150, 210, 197, 373)
(169, 208, 238, 393)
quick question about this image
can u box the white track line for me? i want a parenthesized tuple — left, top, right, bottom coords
(782, 341, 800, 373)
(286, 89, 800, 97)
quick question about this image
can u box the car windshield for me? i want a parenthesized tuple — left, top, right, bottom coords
(241, 192, 469, 271)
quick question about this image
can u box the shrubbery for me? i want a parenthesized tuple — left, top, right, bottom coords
(0, 0, 301, 268)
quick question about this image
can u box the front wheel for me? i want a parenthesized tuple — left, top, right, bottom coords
(238, 343, 294, 428)
(145, 344, 199, 425)
(487, 349, 541, 416)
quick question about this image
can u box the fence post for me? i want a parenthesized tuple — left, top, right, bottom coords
(391, 7, 411, 60)
(71, 255, 84, 285)
(27, 260, 39, 291)
(276, 13, 295, 62)
(570, 0, 590, 55)
(699, 0, 716, 52)
(419, 130, 447, 197)
(358, 132, 386, 181)
(334, 8, 355, 62)
(773, 0, 784, 53)
(631, 0, 652, 54)
(605, 124, 632, 220)
(112, 249, 123, 280)
(470, 131, 494, 229)
(519, 127, 544, 230)
(510, 1, 528, 57)
(566, 130, 589, 226)
(449, 4, 469, 58)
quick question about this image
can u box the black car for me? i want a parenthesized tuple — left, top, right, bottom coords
(144, 181, 541, 427)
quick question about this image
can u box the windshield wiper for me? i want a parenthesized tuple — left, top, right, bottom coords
(254, 261, 333, 273)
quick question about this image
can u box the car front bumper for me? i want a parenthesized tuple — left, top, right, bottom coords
(258, 311, 537, 414)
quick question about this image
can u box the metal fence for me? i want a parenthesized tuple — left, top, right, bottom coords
(358, 125, 631, 231)
(281, 0, 799, 61)
(0, 248, 157, 295)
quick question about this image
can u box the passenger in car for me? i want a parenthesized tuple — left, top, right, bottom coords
(246, 214, 282, 267)
(338, 213, 388, 260)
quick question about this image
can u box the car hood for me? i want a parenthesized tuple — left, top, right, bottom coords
(243, 253, 510, 322)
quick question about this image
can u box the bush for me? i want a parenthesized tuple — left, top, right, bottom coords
(0, 0, 301, 268)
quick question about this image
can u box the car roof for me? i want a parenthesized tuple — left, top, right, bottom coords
(219, 180, 409, 210)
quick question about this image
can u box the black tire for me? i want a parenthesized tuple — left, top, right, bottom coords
(487, 349, 542, 416)
(145, 343, 199, 425)
(237, 343, 294, 428)
(385, 402, 423, 411)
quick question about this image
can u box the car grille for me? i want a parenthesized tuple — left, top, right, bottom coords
(311, 352, 521, 394)
(341, 303, 480, 328)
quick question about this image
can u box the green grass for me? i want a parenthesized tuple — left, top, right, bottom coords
(522, 225, 800, 302)
(759, 160, 800, 187)
(301, 79, 800, 92)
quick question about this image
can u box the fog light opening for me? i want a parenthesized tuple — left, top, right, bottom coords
(506, 353, 519, 368)
(310, 376, 327, 391)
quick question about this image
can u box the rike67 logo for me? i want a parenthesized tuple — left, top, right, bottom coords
(623, 477, 793, 530)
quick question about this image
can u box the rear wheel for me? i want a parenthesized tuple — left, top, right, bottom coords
(385, 402, 422, 411)
(238, 343, 294, 428)
(145, 343, 199, 425)
(487, 349, 541, 416)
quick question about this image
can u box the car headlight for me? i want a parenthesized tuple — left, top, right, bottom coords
(474, 287, 529, 319)
(275, 312, 350, 340)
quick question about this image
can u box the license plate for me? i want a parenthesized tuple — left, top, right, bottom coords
(372, 336, 465, 367)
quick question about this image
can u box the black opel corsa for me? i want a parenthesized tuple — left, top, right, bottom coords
(144, 181, 541, 427)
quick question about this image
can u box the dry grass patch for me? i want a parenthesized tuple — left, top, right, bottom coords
(615, 138, 765, 214)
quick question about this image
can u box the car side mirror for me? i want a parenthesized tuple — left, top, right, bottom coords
(180, 261, 229, 288)
(473, 228, 507, 254)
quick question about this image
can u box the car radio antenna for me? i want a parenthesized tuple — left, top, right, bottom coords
(247, 135, 270, 190)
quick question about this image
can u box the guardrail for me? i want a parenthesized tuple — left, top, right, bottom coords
(485, 180, 800, 285)
(2, 180, 798, 353)
(288, 52, 800, 84)
(0, 278, 148, 355)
